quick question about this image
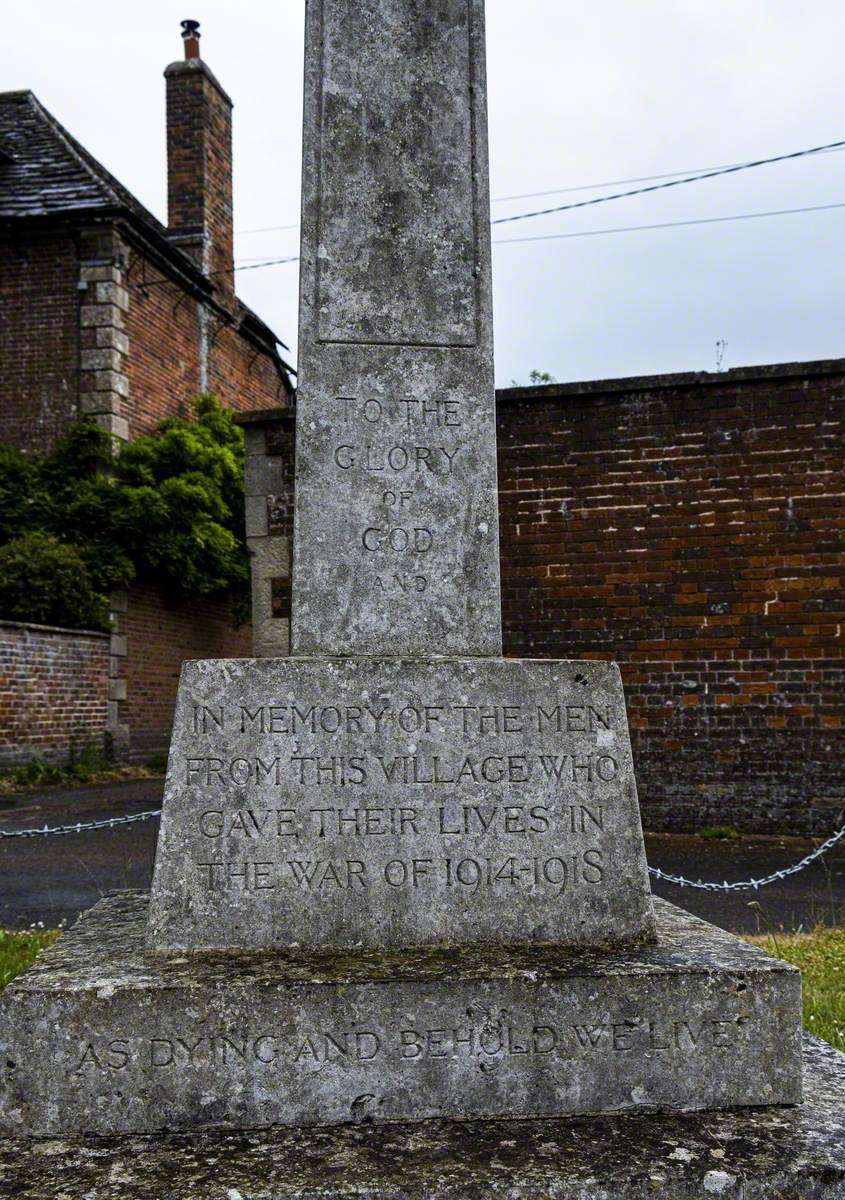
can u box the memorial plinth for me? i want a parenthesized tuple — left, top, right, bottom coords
(148, 657, 654, 950)
(3, 1038, 845, 1200)
(0, 893, 802, 1136)
(0, 0, 816, 1161)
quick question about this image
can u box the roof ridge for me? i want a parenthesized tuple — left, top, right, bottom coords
(21, 92, 124, 211)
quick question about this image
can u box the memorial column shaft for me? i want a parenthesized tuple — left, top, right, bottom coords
(291, 0, 502, 657)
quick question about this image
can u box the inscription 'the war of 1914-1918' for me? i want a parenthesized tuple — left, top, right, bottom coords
(146, 657, 655, 952)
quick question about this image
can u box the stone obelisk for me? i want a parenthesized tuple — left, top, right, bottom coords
(142, 0, 655, 952)
(292, 0, 501, 657)
(0, 0, 804, 1138)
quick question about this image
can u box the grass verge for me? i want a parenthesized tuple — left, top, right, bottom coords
(0, 756, 166, 793)
(0, 929, 61, 991)
(746, 927, 845, 1051)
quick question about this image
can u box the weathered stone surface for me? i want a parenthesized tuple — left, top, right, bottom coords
(147, 656, 653, 951)
(1, 1036, 839, 1200)
(0, 892, 802, 1136)
(292, 0, 502, 656)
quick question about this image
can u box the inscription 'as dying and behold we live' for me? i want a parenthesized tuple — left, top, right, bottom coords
(180, 696, 626, 898)
(71, 1012, 743, 1075)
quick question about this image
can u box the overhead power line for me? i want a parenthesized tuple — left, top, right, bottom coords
(234, 256, 299, 272)
(493, 200, 845, 245)
(233, 137, 845, 238)
(230, 199, 845, 274)
(490, 146, 845, 204)
(491, 138, 845, 227)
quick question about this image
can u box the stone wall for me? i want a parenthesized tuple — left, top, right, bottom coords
(497, 361, 845, 834)
(0, 621, 109, 766)
(239, 410, 295, 657)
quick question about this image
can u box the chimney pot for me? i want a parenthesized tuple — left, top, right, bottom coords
(181, 19, 201, 60)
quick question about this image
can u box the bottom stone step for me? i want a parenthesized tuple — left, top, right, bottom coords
(0, 892, 802, 1136)
(2, 1038, 841, 1199)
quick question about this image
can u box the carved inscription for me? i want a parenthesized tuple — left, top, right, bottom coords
(181, 699, 621, 899)
(148, 659, 654, 948)
(70, 1012, 743, 1076)
(332, 393, 468, 597)
(191, 702, 614, 736)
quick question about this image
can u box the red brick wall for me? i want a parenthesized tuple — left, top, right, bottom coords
(124, 260, 201, 431)
(209, 322, 288, 414)
(497, 362, 845, 835)
(0, 229, 79, 451)
(0, 621, 109, 765)
(124, 252, 287, 434)
(120, 584, 251, 758)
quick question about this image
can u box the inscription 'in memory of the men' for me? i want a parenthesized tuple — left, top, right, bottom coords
(147, 659, 655, 951)
(186, 700, 615, 896)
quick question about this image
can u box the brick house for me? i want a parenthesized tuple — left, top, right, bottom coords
(0, 22, 293, 763)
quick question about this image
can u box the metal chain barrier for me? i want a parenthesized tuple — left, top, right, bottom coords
(0, 810, 162, 838)
(0, 809, 844, 893)
(648, 821, 845, 891)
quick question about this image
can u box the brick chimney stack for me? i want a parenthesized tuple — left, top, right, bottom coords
(165, 20, 234, 304)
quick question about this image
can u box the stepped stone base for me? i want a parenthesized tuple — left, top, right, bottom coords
(0, 1038, 842, 1199)
(1, 892, 801, 1136)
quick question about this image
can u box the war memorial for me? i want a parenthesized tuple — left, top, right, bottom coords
(2, 1, 845, 1195)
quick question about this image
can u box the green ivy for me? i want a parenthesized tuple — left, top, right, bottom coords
(0, 394, 250, 631)
(0, 533, 111, 631)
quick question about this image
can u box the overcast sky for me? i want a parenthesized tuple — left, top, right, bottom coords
(6, 2, 845, 385)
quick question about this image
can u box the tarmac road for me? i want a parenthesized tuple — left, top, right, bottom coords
(0, 778, 842, 934)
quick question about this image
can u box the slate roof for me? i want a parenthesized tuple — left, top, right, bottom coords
(0, 90, 293, 377)
(0, 91, 167, 228)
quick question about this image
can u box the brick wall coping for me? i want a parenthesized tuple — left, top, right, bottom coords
(497, 356, 845, 404)
(234, 357, 845, 425)
(0, 618, 109, 640)
(234, 406, 293, 427)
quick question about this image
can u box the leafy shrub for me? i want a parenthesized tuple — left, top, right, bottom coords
(112, 393, 248, 603)
(0, 394, 249, 629)
(0, 533, 110, 631)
